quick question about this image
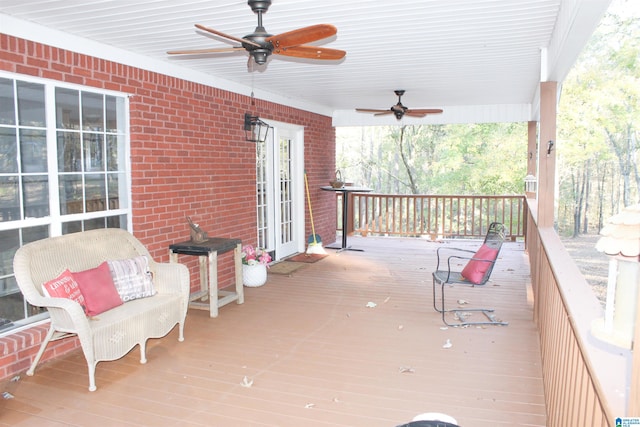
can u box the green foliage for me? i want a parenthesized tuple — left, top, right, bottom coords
(337, 122, 527, 195)
(557, 4, 639, 234)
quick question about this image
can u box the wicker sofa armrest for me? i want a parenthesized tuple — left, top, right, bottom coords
(152, 262, 190, 296)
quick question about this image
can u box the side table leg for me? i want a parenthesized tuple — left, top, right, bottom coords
(207, 251, 219, 318)
(234, 243, 244, 305)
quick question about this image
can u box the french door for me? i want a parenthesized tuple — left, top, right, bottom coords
(256, 123, 304, 261)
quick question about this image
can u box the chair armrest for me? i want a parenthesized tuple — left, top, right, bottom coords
(435, 246, 476, 270)
(152, 262, 190, 298)
(36, 296, 89, 332)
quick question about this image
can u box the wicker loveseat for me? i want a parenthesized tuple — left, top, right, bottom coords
(13, 228, 190, 391)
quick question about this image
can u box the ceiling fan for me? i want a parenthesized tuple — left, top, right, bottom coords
(356, 90, 444, 120)
(167, 0, 346, 66)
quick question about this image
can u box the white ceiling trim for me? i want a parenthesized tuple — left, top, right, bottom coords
(333, 104, 533, 127)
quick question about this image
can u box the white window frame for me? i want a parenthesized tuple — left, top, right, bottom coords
(0, 71, 132, 334)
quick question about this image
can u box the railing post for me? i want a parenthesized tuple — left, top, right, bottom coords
(346, 192, 355, 236)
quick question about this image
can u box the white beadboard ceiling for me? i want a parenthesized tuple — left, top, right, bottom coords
(0, 0, 611, 126)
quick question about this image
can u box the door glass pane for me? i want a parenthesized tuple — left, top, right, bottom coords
(0, 78, 16, 125)
(279, 138, 293, 245)
(256, 140, 268, 249)
(82, 92, 103, 131)
(23, 175, 49, 218)
(57, 131, 82, 172)
(19, 129, 47, 173)
(17, 81, 45, 127)
(55, 88, 80, 130)
(0, 127, 17, 173)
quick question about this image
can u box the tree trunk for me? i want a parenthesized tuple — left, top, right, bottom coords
(583, 160, 590, 234)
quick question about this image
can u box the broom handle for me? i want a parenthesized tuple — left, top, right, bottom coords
(304, 171, 318, 244)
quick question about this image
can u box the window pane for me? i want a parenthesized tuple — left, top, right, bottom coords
(0, 229, 19, 277)
(107, 214, 127, 229)
(17, 81, 45, 127)
(105, 95, 124, 133)
(22, 225, 49, 244)
(20, 129, 47, 173)
(55, 87, 80, 130)
(106, 134, 122, 171)
(84, 217, 105, 230)
(107, 172, 127, 209)
(59, 175, 83, 214)
(0, 127, 17, 173)
(0, 176, 19, 222)
(0, 281, 24, 323)
(83, 133, 104, 172)
(23, 175, 49, 218)
(82, 92, 103, 131)
(57, 131, 82, 172)
(0, 78, 16, 125)
(85, 174, 106, 213)
(62, 221, 82, 235)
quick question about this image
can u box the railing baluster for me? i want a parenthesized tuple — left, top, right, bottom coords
(339, 193, 526, 239)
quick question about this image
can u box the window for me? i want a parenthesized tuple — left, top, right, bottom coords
(0, 74, 130, 333)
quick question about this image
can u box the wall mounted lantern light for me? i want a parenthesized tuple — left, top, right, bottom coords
(244, 112, 271, 143)
(524, 174, 537, 196)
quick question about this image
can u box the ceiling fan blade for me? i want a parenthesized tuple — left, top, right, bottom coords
(404, 112, 428, 118)
(374, 111, 394, 116)
(195, 23, 261, 48)
(406, 108, 444, 115)
(167, 47, 244, 55)
(267, 24, 337, 48)
(356, 108, 389, 113)
(273, 45, 345, 60)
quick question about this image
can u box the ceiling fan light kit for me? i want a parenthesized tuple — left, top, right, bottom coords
(356, 90, 444, 120)
(168, 0, 345, 66)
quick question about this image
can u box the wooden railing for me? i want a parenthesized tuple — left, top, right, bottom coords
(337, 193, 526, 240)
(526, 200, 628, 426)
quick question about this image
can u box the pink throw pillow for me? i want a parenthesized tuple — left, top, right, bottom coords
(42, 269, 88, 315)
(460, 244, 499, 284)
(73, 262, 123, 316)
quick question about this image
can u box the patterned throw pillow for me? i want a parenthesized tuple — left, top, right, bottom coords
(41, 269, 88, 315)
(73, 262, 123, 316)
(107, 256, 156, 302)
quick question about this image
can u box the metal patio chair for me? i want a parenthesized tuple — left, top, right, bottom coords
(432, 222, 508, 327)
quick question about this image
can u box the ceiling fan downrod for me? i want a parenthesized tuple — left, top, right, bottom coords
(246, 0, 274, 65)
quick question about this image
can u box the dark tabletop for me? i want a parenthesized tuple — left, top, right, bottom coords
(169, 237, 241, 256)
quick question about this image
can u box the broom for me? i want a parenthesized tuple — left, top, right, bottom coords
(304, 170, 327, 255)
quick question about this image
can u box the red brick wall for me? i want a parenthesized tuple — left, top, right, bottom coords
(0, 34, 338, 382)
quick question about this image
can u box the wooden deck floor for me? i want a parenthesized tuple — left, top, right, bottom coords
(0, 237, 545, 427)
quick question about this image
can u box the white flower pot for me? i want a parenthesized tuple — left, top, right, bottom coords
(242, 264, 268, 287)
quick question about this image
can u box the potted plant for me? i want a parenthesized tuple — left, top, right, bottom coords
(241, 245, 272, 287)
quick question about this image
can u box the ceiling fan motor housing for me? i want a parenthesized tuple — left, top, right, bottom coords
(248, 0, 271, 13)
